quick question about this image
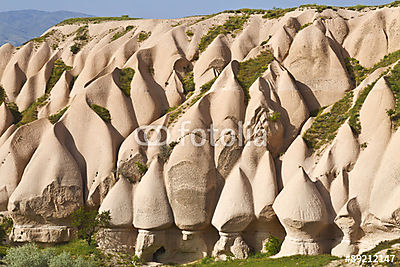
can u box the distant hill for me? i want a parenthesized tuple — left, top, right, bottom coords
(0, 9, 92, 46)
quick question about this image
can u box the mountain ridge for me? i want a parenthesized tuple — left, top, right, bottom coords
(1, 3, 400, 264)
(0, 9, 92, 46)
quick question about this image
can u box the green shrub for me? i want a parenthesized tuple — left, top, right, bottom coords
(360, 142, 368, 149)
(264, 236, 282, 257)
(159, 141, 179, 163)
(237, 50, 274, 104)
(298, 22, 312, 32)
(348, 80, 379, 134)
(48, 106, 69, 124)
(111, 25, 135, 41)
(70, 44, 80, 54)
(168, 77, 217, 125)
(186, 30, 194, 37)
(384, 62, 400, 129)
(49, 252, 95, 267)
(90, 104, 111, 123)
(16, 94, 49, 127)
(345, 57, 368, 87)
(70, 26, 89, 54)
(267, 112, 280, 122)
(0, 215, 13, 241)
(47, 59, 73, 93)
(303, 91, 354, 151)
(182, 71, 195, 94)
(299, 4, 335, 12)
(148, 65, 155, 75)
(135, 162, 148, 175)
(57, 17, 139, 26)
(119, 67, 135, 96)
(198, 15, 249, 52)
(0, 86, 6, 105)
(25, 30, 56, 45)
(6, 102, 22, 124)
(71, 207, 111, 246)
(138, 31, 151, 42)
(262, 7, 296, 19)
(4, 243, 54, 267)
(201, 256, 215, 264)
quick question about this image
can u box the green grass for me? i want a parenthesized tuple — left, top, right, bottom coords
(384, 62, 400, 129)
(362, 238, 400, 257)
(182, 71, 195, 94)
(90, 104, 111, 123)
(6, 102, 22, 124)
(186, 30, 194, 37)
(159, 141, 179, 163)
(368, 49, 400, 74)
(0, 86, 5, 106)
(118, 67, 135, 96)
(345, 57, 368, 87)
(111, 25, 134, 41)
(303, 91, 354, 151)
(47, 59, 73, 94)
(222, 8, 267, 15)
(13, 59, 72, 127)
(168, 77, 217, 125)
(236, 50, 275, 104)
(267, 112, 281, 122)
(198, 15, 249, 53)
(25, 30, 56, 45)
(135, 162, 148, 175)
(298, 22, 312, 32)
(299, 4, 336, 12)
(56, 16, 140, 26)
(347, 82, 376, 135)
(138, 31, 151, 42)
(189, 254, 338, 267)
(262, 7, 297, 19)
(48, 106, 69, 124)
(16, 95, 48, 127)
(70, 25, 89, 54)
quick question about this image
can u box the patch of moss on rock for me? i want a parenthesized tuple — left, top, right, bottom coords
(90, 104, 111, 123)
(236, 50, 274, 104)
(48, 106, 69, 124)
(118, 68, 135, 96)
(198, 15, 249, 53)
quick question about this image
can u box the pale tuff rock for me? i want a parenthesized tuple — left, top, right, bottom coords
(165, 71, 185, 107)
(194, 35, 231, 88)
(212, 232, 250, 260)
(273, 168, 329, 256)
(285, 24, 352, 109)
(38, 72, 72, 119)
(8, 123, 83, 226)
(0, 119, 48, 211)
(333, 199, 363, 257)
(133, 158, 173, 230)
(1, 5, 400, 264)
(212, 168, 254, 233)
(166, 133, 216, 231)
(0, 103, 13, 137)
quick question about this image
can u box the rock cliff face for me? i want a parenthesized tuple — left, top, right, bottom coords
(1, 4, 400, 263)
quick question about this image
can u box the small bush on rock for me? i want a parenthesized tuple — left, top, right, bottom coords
(71, 207, 111, 246)
(4, 244, 54, 267)
(264, 236, 282, 257)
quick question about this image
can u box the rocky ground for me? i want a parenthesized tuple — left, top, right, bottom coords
(1, 2, 400, 265)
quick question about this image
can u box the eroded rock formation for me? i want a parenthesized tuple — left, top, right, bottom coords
(1, 3, 400, 264)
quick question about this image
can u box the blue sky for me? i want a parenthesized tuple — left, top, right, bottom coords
(0, 0, 393, 18)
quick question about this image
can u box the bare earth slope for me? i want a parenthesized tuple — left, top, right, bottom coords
(1, 3, 400, 264)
